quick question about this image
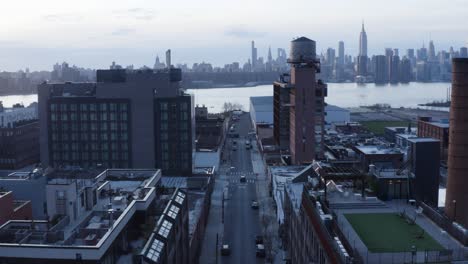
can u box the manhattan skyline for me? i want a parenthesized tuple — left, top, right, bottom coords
(0, 0, 467, 71)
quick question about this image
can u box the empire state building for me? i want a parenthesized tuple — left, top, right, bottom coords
(357, 22, 368, 76)
(359, 22, 367, 56)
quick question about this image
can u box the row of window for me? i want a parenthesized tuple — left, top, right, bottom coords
(51, 122, 128, 132)
(50, 103, 128, 112)
(51, 132, 128, 141)
(50, 112, 128, 122)
(52, 142, 128, 151)
(53, 161, 129, 168)
(52, 151, 129, 161)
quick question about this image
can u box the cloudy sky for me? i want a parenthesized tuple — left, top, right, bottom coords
(1, 0, 467, 71)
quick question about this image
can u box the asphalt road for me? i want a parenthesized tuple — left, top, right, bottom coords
(222, 112, 264, 264)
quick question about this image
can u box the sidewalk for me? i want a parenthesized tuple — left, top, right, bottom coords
(199, 169, 228, 264)
(251, 143, 286, 264)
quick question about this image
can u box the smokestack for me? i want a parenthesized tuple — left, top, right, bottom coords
(445, 58, 468, 227)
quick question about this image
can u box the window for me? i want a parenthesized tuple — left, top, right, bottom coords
(80, 104, 88, 111)
(120, 103, 127, 111)
(110, 103, 117, 111)
(160, 102, 168, 111)
(181, 111, 188, 121)
(100, 103, 107, 111)
(110, 123, 117, 131)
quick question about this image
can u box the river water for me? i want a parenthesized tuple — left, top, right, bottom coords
(187, 82, 450, 112)
(0, 82, 450, 112)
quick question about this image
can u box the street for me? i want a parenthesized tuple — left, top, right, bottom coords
(199, 112, 264, 264)
(222, 112, 264, 264)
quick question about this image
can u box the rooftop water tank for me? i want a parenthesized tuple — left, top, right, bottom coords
(289, 37, 316, 63)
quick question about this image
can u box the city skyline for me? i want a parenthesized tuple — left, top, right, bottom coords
(1, 0, 467, 71)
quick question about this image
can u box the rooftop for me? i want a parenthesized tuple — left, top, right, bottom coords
(355, 145, 404, 155)
(0, 169, 162, 260)
(407, 137, 440, 143)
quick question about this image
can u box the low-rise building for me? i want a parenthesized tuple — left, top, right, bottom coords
(276, 161, 466, 264)
(0, 103, 39, 169)
(353, 145, 404, 172)
(0, 169, 47, 219)
(0, 168, 192, 264)
(417, 117, 449, 161)
(195, 105, 228, 151)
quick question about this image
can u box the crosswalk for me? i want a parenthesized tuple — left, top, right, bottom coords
(228, 171, 256, 176)
(228, 179, 256, 184)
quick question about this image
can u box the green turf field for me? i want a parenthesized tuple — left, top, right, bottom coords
(344, 213, 444, 253)
(360, 121, 413, 135)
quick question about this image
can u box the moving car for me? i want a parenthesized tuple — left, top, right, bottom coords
(221, 244, 231, 256)
(240, 175, 246, 183)
(256, 244, 266, 258)
(251, 201, 259, 209)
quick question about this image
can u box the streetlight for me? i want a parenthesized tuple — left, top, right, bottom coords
(452, 200, 457, 221)
(411, 245, 417, 264)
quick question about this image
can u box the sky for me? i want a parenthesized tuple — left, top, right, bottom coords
(1, 0, 467, 71)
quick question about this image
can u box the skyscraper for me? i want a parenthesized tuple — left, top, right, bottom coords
(326, 48, 336, 67)
(460, 47, 468, 58)
(357, 23, 368, 76)
(390, 55, 400, 83)
(267, 46, 273, 63)
(428, 40, 436, 61)
(338, 41, 345, 65)
(399, 57, 412, 83)
(374, 55, 387, 83)
(359, 22, 367, 57)
(251, 41, 257, 72)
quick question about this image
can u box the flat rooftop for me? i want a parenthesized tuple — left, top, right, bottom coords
(0, 169, 161, 252)
(345, 213, 443, 253)
(355, 145, 404, 155)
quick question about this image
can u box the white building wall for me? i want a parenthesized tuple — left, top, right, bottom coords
(325, 105, 350, 124)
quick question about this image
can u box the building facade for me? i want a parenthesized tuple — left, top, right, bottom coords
(417, 117, 449, 161)
(0, 104, 39, 169)
(38, 69, 194, 175)
(287, 37, 327, 164)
